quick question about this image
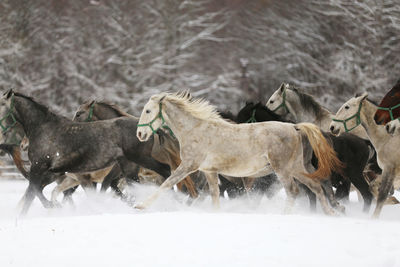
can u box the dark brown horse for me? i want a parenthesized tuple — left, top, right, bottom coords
(374, 79, 400, 125)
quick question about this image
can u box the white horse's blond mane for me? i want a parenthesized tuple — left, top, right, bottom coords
(156, 91, 223, 121)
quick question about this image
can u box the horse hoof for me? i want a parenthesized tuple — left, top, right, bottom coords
(134, 203, 146, 210)
(385, 196, 400, 205)
(46, 201, 62, 209)
(335, 205, 346, 214)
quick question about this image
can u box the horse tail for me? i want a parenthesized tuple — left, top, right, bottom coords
(296, 123, 344, 179)
(0, 144, 29, 179)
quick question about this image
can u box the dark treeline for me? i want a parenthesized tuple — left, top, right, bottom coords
(0, 0, 399, 116)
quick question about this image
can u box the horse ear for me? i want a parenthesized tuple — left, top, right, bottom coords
(278, 83, 285, 93)
(359, 92, 368, 101)
(159, 95, 166, 103)
(3, 88, 13, 99)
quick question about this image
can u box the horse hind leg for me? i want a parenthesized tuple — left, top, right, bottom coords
(321, 178, 345, 214)
(296, 174, 338, 216)
(277, 175, 299, 214)
(373, 168, 395, 218)
(296, 181, 316, 212)
(348, 172, 373, 213)
(51, 176, 80, 204)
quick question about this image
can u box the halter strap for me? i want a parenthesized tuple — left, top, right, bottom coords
(245, 109, 257, 123)
(85, 102, 95, 122)
(376, 102, 400, 121)
(137, 102, 175, 138)
(332, 101, 363, 132)
(0, 94, 17, 134)
(272, 87, 290, 114)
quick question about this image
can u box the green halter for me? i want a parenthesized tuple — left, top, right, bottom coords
(332, 101, 363, 132)
(0, 94, 17, 134)
(272, 87, 290, 114)
(245, 109, 257, 123)
(85, 102, 95, 122)
(137, 102, 175, 138)
(376, 103, 400, 122)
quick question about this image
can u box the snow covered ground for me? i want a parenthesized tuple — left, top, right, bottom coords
(0, 179, 399, 267)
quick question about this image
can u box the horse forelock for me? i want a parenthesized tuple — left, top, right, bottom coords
(162, 91, 223, 121)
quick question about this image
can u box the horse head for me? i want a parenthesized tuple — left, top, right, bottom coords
(74, 100, 96, 122)
(374, 80, 400, 125)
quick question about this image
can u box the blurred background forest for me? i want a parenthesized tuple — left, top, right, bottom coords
(0, 0, 399, 116)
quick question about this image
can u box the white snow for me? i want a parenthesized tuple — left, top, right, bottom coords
(0, 179, 399, 267)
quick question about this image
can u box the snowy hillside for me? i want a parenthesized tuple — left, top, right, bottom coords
(0, 180, 399, 267)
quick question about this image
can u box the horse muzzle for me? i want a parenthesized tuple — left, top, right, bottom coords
(329, 125, 340, 136)
(137, 130, 149, 142)
(386, 123, 395, 135)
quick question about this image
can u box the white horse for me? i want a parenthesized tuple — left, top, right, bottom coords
(267, 83, 369, 139)
(330, 93, 400, 218)
(136, 92, 344, 215)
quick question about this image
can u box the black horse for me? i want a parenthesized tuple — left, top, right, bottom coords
(0, 90, 171, 215)
(237, 102, 374, 212)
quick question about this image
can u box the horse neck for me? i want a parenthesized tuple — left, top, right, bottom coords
(13, 96, 57, 137)
(95, 104, 122, 120)
(257, 107, 282, 122)
(286, 90, 332, 127)
(359, 100, 388, 148)
(162, 101, 204, 142)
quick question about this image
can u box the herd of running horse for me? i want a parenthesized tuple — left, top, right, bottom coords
(0, 79, 400, 218)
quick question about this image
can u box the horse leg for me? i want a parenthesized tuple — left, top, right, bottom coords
(19, 181, 37, 216)
(51, 176, 80, 204)
(205, 172, 220, 208)
(242, 177, 256, 193)
(296, 182, 316, 212)
(334, 179, 351, 202)
(100, 164, 123, 192)
(20, 176, 50, 216)
(36, 183, 57, 208)
(349, 171, 373, 213)
(63, 186, 78, 204)
(135, 163, 197, 210)
(296, 175, 337, 216)
(373, 168, 395, 218)
(135, 157, 171, 179)
(278, 175, 299, 214)
(180, 176, 198, 198)
(321, 178, 345, 213)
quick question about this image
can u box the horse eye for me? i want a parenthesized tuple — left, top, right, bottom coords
(270, 100, 274, 104)
(146, 110, 151, 114)
(345, 106, 349, 110)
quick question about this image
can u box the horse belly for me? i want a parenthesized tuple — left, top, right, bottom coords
(199, 154, 270, 177)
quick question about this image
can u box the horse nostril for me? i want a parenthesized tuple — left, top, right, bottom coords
(138, 131, 142, 138)
(330, 125, 334, 132)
